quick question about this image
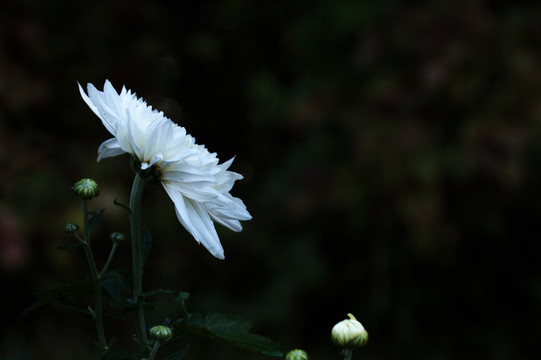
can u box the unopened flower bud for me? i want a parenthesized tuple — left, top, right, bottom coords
(331, 313, 368, 349)
(149, 325, 172, 341)
(285, 349, 309, 360)
(110, 232, 126, 244)
(72, 178, 100, 200)
(64, 222, 79, 233)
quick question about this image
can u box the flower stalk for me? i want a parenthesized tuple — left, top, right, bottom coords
(341, 349, 353, 360)
(81, 199, 107, 351)
(129, 171, 152, 350)
(99, 241, 119, 277)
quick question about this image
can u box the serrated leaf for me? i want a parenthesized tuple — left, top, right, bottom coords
(175, 312, 283, 357)
(161, 346, 189, 360)
(22, 278, 93, 315)
(88, 208, 105, 236)
(56, 242, 83, 251)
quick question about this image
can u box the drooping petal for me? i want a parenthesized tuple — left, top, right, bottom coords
(97, 138, 127, 162)
(208, 197, 252, 231)
(209, 215, 243, 232)
(163, 183, 225, 259)
(161, 167, 216, 185)
(163, 180, 220, 203)
(87, 82, 122, 134)
(78, 82, 104, 124)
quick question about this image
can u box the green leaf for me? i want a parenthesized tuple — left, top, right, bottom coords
(56, 242, 83, 251)
(137, 288, 175, 303)
(175, 312, 283, 357)
(162, 346, 189, 360)
(88, 208, 105, 236)
(101, 270, 132, 302)
(101, 270, 133, 310)
(22, 278, 93, 315)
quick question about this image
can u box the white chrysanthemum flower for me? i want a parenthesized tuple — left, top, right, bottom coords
(78, 80, 251, 259)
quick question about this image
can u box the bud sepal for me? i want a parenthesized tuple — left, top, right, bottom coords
(72, 178, 100, 200)
(285, 349, 309, 360)
(110, 232, 126, 244)
(149, 325, 172, 342)
(64, 222, 80, 233)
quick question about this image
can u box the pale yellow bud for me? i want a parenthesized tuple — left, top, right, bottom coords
(331, 313, 368, 348)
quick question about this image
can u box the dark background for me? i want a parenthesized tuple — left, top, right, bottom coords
(1, 0, 540, 359)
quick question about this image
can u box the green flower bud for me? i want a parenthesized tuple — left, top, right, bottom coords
(331, 313, 368, 349)
(72, 178, 100, 200)
(110, 232, 126, 244)
(64, 222, 79, 233)
(149, 325, 172, 341)
(285, 349, 309, 360)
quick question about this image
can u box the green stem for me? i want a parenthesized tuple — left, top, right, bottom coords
(341, 349, 353, 360)
(99, 242, 119, 277)
(82, 200, 107, 351)
(148, 341, 162, 360)
(129, 172, 150, 349)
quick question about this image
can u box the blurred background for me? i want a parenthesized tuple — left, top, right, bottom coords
(1, 0, 540, 359)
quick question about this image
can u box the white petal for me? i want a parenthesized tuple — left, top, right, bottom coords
(164, 181, 219, 202)
(87, 82, 121, 134)
(97, 138, 126, 161)
(163, 183, 225, 259)
(78, 82, 104, 123)
(211, 216, 243, 232)
(126, 110, 144, 161)
(142, 118, 171, 162)
(161, 168, 215, 185)
(209, 198, 252, 231)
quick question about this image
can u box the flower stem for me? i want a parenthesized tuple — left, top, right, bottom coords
(99, 242, 119, 277)
(341, 349, 353, 360)
(82, 200, 107, 351)
(129, 172, 150, 350)
(148, 341, 162, 360)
